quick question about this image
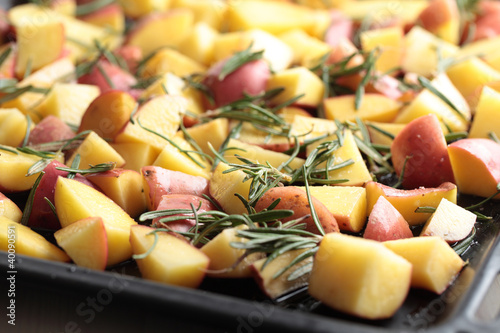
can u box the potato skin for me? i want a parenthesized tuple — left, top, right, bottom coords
(255, 186, 339, 234)
(152, 194, 217, 233)
(141, 166, 210, 210)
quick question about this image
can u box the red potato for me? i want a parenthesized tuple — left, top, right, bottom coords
(78, 60, 140, 97)
(141, 166, 210, 211)
(27, 115, 75, 146)
(472, 0, 500, 41)
(391, 114, 455, 189)
(113, 45, 142, 74)
(152, 194, 217, 233)
(324, 10, 353, 48)
(0, 43, 15, 79)
(254, 186, 339, 235)
(363, 196, 413, 242)
(417, 0, 460, 44)
(78, 90, 136, 141)
(27, 160, 97, 230)
(203, 58, 270, 109)
(448, 138, 500, 199)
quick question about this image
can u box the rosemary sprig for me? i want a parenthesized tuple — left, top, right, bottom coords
(418, 76, 467, 121)
(489, 132, 500, 144)
(0, 145, 19, 155)
(136, 118, 211, 169)
(76, 0, 115, 17)
(183, 74, 214, 106)
(56, 162, 116, 175)
(231, 226, 322, 279)
(0, 85, 50, 104)
(16, 146, 57, 160)
(465, 183, 500, 211)
(0, 46, 12, 68)
(218, 44, 264, 80)
(452, 226, 476, 256)
(366, 123, 395, 140)
(20, 172, 44, 226)
(140, 207, 295, 247)
(21, 115, 33, 148)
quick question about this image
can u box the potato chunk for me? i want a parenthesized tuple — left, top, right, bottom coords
(308, 233, 412, 319)
(384, 236, 465, 294)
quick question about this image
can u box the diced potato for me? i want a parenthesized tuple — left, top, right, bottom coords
(297, 185, 367, 233)
(130, 225, 209, 288)
(0, 216, 70, 262)
(306, 130, 373, 186)
(252, 249, 312, 299)
(201, 225, 264, 278)
(209, 162, 252, 215)
(153, 135, 211, 179)
(309, 233, 412, 320)
(384, 236, 465, 294)
(66, 131, 125, 169)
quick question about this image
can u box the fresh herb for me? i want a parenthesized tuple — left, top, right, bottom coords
(418, 76, 467, 121)
(76, 0, 116, 16)
(20, 172, 44, 226)
(0, 145, 19, 155)
(392, 155, 412, 189)
(0, 85, 50, 104)
(218, 44, 264, 81)
(183, 74, 214, 106)
(0, 46, 12, 68)
(96, 62, 115, 89)
(465, 183, 500, 211)
(136, 118, 211, 169)
(355, 49, 378, 110)
(140, 208, 295, 247)
(489, 132, 500, 144)
(230, 225, 322, 279)
(21, 115, 32, 148)
(452, 226, 476, 256)
(445, 131, 468, 143)
(56, 161, 116, 175)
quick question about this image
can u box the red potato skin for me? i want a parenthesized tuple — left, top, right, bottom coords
(324, 10, 353, 48)
(472, 0, 500, 41)
(28, 160, 98, 230)
(202, 58, 270, 109)
(152, 194, 217, 233)
(113, 45, 142, 74)
(417, 0, 458, 31)
(363, 196, 413, 242)
(141, 166, 211, 210)
(254, 186, 339, 235)
(391, 114, 455, 189)
(78, 60, 140, 97)
(28, 115, 75, 146)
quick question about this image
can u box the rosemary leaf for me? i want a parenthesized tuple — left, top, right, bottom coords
(415, 206, 437, 214)
(418, 76, 467, 121)
(20, 172, 44, 226)
(76, 0, 115, 16)
(56, 161, 116, 175)
(21, 115, 32, 148)
(0, 45, 12, 68)
(218, 44, 264, 80)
